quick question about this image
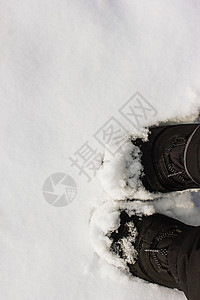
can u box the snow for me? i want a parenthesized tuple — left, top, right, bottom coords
(0, 0, 200, 300)
(97, 135, 153, 201)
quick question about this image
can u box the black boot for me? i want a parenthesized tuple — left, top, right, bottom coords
(110, 212, 195, 289)
(132, 124, 200, 192)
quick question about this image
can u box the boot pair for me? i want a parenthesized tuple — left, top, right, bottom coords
(109, 124, 200, 290)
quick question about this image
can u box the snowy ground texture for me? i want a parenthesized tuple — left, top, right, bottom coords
(1, 1, 200, 300)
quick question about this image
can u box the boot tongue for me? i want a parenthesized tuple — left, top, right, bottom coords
(170, 144, 185, 172)
(155, 237, 172, 268)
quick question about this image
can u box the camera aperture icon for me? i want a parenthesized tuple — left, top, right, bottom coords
(42, 173, 77, 207)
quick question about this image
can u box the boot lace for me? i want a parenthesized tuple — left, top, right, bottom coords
(165, 138, 187, 182)
(144, 229, 176, 269)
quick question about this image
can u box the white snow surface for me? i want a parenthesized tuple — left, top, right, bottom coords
(1, 1, 200, 300)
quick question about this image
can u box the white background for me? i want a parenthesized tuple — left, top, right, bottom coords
(0, 1, 200, 299)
